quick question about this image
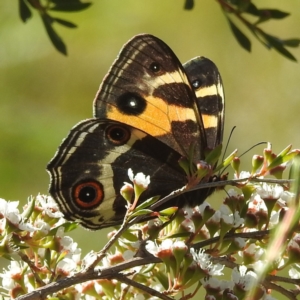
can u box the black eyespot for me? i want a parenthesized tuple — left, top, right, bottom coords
(73, 181, 104, 209)
(149, 62, 161, 73)
(106, 124, 130, 145)
(116, 92, 146, 115)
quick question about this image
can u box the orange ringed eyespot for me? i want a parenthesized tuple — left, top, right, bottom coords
(73, 181, 104, 209)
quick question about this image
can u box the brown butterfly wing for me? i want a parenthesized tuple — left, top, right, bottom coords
(93, 34, 206, 160)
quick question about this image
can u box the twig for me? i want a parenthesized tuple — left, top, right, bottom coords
(115, 274, 173, 300)
(16, 256, 161, 300)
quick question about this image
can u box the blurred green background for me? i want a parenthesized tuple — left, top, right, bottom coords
(1, 0, 300, 257)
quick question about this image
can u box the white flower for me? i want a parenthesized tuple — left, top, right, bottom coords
(55, 227, 81, 262)
(227, 188, 239, 197)
(242, 244, 264, 261)
(123, 250, 135, 260)
(201, 277, 233, 290)
(233, 211, 244, 228)
(0, 198, 20, 224)
(232, 265, 257, 291)
(82, 251, 98, 267)
(0, 261, 22, 290)
(34, 220, 50, 235)
(214, 205, 244, 227)
(146, 239, 185, 258)
(0, 198, 36, 231)
(145, 239, 174, 256)
(248, 193, 268, 212)
(128, 168, 150, 188)
(257, 183, 283, 200)
(289, 265, 300, 279)
(234, 237, 246, 249)
(234, 171, 251, 180)
(36, 195, 64, 218)
(190, 248, 224, 276)
(269, 211, 279, 227)
(56, 257, 77, 275)
(219, 205, 234, 224)
(279, 191, 295, 204)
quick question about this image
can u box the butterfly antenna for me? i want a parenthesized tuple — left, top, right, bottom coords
(221, 126, 236, 163)
(221, 141, 268, 174)
(239, 142, 268, 158)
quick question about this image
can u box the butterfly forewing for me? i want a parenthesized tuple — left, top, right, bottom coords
(93, 34, 206, 160)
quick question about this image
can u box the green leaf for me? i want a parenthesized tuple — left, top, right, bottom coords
(135, 195, 160, 210)
(41, 14, 67, 55)
(259, 9, 290, 20)
(261, 32, 297, 61)
(244, 2, 260, 16)
(50, 0, 92, 12)
(49, 222, 78, 236)
(129, 209, 153, 218)
(21, 196, 35, 222)
(19, 0, 32, 22)
(184, 0, 194, 10)
(226, 16, 251, 52)
(53, 17, 77, 28)
(255, 9, 290, 25)
(282, 39, 300, 48)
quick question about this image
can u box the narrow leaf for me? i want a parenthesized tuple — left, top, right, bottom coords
(184, 0, 194, 10)
(282, 39, 300, 48)
(53, 18, 77, 28)
(259, 9, 290, 20)
(136, 195, 160, 210)
(21, 196, 35, 222)
(226, 16, 251, 52)
(262, 32, 297, 61)
(19, 0, 32, 22)
(41, 14, 67, 55)
(129, 209, 153, 218)
(51, 2, 92, 12)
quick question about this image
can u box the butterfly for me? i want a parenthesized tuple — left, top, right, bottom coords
(47, 34, 225, 230)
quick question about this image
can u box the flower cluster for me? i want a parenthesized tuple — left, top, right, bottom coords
(0, 145, 300, 299)
(0, 195, 81, 299)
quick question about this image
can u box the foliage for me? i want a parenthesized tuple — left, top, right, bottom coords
(185, 0, 300, 61)
(1, 145, 300, 300)
(18, 0, 300, 60)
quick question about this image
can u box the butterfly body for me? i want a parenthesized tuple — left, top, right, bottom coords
(47, 34, 225, 230)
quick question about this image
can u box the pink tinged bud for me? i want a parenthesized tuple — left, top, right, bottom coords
(172, 241, 188, 274)
(120, 183, 134, 203)
(251, 155, 263, 174)
(196, 160, 211, 180)
(263, 148, 274, 165)
(231, 157, 240, 175)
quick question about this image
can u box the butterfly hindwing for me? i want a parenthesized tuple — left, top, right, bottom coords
(47, 119, 186, 229)
(184, 57, 225, 150)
